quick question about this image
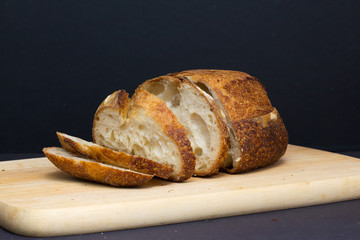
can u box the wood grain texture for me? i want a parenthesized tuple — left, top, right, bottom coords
(1, 145, 360, 237)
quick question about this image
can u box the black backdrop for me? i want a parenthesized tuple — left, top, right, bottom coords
(1, 0, 359, 154)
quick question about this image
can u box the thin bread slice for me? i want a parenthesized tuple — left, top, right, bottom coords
(93, 89, 196, 182)
(43, 147, 153, 187)
(170, 69, 288, 173)
(139, 76, 229, 176)
(56, 132, 173, 179)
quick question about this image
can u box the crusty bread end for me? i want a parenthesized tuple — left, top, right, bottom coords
(57, 132, 174, 179)
(170, 69, 288, 173)
(43, 147, 153, 187)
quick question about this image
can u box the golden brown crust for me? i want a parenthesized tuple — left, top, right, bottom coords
(222, 108, 288, 173)
(57, 132, 174, 179)
(131, 88, 196, 181)
(96, 89, 131, 113)
(57, 133, 78, 154)
(170, 69, 273, 120)
(92, 90, 131, 142)
(170, 69, 288, 173)
(140, 76, 230, 176)
(43, 147, 153, 187)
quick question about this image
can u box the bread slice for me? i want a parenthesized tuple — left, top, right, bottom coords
(93, 89, 196, 182)
(56, 132, 174, 179)
(139, 75, 229, 176)
(170, 69, 288, 173)
(43, 147, 153, 187)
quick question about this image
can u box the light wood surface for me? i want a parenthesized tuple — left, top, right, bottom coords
(1, 145, 360, 237)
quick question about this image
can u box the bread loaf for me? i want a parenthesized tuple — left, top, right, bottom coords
(44, 69, 288, 187)
(169, 70, 288, 173)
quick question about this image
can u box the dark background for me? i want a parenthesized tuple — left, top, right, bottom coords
(1, 0, 359, 154)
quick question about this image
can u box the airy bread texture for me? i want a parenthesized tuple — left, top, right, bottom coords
(139, 76, 229, 176)
(43, 147, 153, 187)
(170, 69, 288, 173)
(93, 89, 196, 182)
(56, 132, 174, 179)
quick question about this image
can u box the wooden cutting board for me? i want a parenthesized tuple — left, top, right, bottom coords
(1, 145, 360, 237)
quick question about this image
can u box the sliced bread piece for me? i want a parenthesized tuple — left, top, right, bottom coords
(93, 89, 196, 182)
(43, 147, 153, 187)
(139, 75, 229, 176)
(170, 69, 288, 173)
(56, 132, 173, 179)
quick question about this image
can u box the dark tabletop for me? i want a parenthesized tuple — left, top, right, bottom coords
(1, 151, 360, 240)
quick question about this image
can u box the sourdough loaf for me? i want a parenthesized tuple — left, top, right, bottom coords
(44, 69, 288, 187)
(169, 70, 288, 173)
